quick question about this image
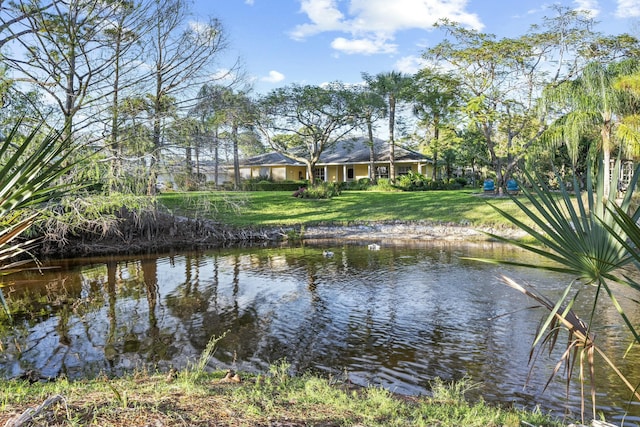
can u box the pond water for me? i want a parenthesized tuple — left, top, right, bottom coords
(1, 240, 640, 424)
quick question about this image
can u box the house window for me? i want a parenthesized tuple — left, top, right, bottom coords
(620, 160, 634, 190)
(398, 166, 412, 176)
(347, 168, 354, 180)
(376, 166, 388, 179)
(314, 168, 325, 181)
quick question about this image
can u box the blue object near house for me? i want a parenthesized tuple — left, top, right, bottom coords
(506, 178, 519, 194)
(483, 179, 495, 193)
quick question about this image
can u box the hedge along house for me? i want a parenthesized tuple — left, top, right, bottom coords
(238, 137, 436, 183)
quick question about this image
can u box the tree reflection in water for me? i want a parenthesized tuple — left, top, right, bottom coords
(0, 243, 639, 424)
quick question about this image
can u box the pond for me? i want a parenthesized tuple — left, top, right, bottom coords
(1, 240, 640, 425)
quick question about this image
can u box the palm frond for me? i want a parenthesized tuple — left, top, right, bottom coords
(0, 120, 87, 320)
(502, 275, 640, 423)
(481, 164, 631, 282)
(474, 156, 640, 422)
(0, 122, 79, 216)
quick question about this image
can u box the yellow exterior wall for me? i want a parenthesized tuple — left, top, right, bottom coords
(270, 166, 287, 181)
(287, 166, 307, 181)
(241, 162, 434, 182)
(354, 164, 369, 180)
(327, 166, 341, 183)
(422, 163, 436, 178)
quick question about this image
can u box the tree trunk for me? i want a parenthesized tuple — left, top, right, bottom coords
(367, 120, 376, 182)
(602, 118, 612, 198)
(214, 127, 219, 187)
(388, 95, 396, 182)
(431, 116, 440, 181)
(232, 123, 240, 190)
(307, 162, 315, 185)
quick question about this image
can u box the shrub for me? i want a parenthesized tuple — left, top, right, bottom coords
(454, 177, 468, 187)
(298, 182, 341, 199)
(343, 177, 372, 190)
(370, 178, 397, 192)
(292, 186, 306, 197)
(243, 180, 307, 191)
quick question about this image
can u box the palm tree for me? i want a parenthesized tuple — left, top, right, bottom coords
(412, 69, 462, 181)
(362, 71, 412, 182)
(542, 59, 640, 196)
(222, 90, 256, 190)
(480, 161, 640, 423)
(353, 86, 386, 182)
(613, 71, 640, 157)
(0, 121, 82, 318)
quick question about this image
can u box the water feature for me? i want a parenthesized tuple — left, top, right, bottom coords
(1, 240, 639, 425)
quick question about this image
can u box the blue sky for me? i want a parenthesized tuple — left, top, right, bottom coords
(195, 1, 640, 94)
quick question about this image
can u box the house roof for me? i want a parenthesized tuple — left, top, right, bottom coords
(239, 151, 300, 166)
(240, 137, 431, 166)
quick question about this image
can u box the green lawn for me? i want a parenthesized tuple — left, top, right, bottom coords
(157, 189, 533, 228)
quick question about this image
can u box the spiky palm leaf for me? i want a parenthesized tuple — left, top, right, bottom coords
(502, 276, 640, 422)
(482, 161, 634, 281)
(474, 159, 640, 422)
(0, 121, 82, 320)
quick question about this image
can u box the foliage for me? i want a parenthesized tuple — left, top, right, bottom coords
(369, 178, 397, 192)
(243, 179, 307, 192)
(190, 330, 229, 379)
(343, 177, 374, 190)
(173, 172, 206, 191)
(478, 160, 640, 423)
(392, 172, 468, 191)
(0, 121, 84, 318)
(30, 193, 157, 247)
(257, 83, 364, 185)
(424, 8, 617, 188)
(541, 58, 640, 196)
(159, 191, 249, 222)
(294, 182, 341, 199)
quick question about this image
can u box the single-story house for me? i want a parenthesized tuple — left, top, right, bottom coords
(238, 137, 437, 183)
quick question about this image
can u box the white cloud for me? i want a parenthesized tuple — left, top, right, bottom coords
(331, 37, 397, 55)
(615, 0, 640, 17)
(245, 0, 255, 4)
(290, 0, 483, 55)
(260, 70, 286, 83)
(573, 0, 600, 18)
(394, 55, 428, 75)
(290, 0, 346, 40)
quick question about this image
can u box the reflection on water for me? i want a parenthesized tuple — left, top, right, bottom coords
(1, 241, 640, 424)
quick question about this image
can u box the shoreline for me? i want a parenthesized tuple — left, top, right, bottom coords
(300, 221, 528, 242)
(35, 210, 528, 258)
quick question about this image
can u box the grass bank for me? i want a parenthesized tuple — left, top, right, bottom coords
(1, 367, 562, 427)
(157, 189, 532, 228)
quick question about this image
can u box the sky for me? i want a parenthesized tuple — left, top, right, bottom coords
(195, 0, 640, 94)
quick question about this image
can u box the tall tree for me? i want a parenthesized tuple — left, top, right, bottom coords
(219, 89, 256, 190)
(352, 85, 386, 181)
(102, 0, 153, 193)
(362, 71, 412, 183)
(543, 58, 640, 196)
(191, 84, 256, 189)
(424, 7, 600, 190)
(3, 0, 124, 139)
(257, 83, 362, 185)
(143, 0, 232, 194)
(411, 69, 462, 181)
